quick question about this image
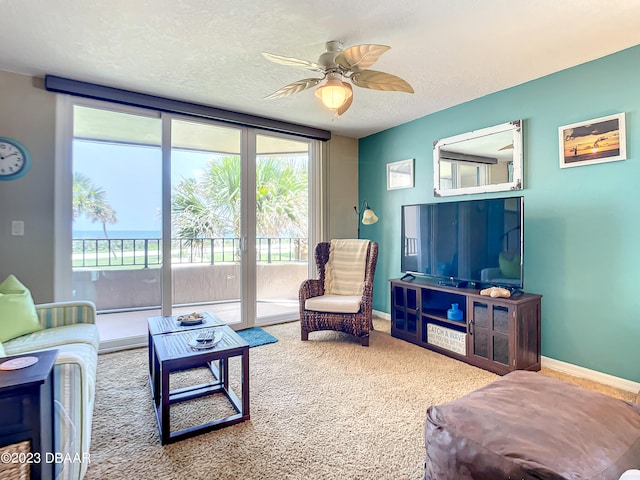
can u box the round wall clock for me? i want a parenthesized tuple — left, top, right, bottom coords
(0, 136, 31, 181)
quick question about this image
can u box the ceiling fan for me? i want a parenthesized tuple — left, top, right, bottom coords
(262, 41, 414, 117)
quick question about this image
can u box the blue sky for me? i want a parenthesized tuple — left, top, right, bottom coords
(73, 140, 209, 233)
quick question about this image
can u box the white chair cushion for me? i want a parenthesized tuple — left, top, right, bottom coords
(305, 295, 362, 314)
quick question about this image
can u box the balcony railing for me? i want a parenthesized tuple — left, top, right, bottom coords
(72, 237, 308, 268)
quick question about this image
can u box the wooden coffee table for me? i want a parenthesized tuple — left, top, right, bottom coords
(148, 313, 250, 444)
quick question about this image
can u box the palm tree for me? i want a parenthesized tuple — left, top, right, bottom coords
(172, 157, 240, 238)
(73, 172, 118, 257)
(171, 155, 307, 239)
(255, 157, 307, 238)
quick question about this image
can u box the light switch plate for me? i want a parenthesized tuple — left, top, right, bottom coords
(11, 220, 24, 236)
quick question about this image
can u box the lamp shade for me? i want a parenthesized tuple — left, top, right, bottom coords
(315, 75, 352, 110)
(361, 208, 378, 225)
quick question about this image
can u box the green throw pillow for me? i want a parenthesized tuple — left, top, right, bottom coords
(499, 251, 521, 279)
(0, 274, 43, 342)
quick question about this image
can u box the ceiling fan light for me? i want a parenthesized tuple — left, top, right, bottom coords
(315, 78, 352, 110)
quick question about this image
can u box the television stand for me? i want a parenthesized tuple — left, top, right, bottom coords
(390, 277, 541, 375)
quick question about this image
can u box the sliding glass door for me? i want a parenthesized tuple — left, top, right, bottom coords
(255, 133, 311, 325)
(59, 98, 318, 344)
(169, 118, 243, 325)
(70, 104, 164, 342)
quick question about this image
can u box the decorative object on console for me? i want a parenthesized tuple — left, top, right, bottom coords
(387, 158, 414, 190)
(354, 201, 378, 239)
(559, 112, 626, 168)
(480, 286, 511, 298)
(0, 136, 31, 181)
(446, 303, 463, 320)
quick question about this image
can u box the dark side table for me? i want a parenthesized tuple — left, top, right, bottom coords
(148, 314, 250, 444)
(0, 349, 57, 480)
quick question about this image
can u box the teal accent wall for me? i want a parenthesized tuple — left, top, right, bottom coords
(359, 44, 640, 382)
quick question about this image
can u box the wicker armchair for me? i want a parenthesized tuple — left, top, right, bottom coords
(299, 241, 378, 346)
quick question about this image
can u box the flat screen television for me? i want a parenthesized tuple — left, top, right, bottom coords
(401, 196, 524, 289)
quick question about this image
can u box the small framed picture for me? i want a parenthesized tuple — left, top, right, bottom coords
(387, 158, 414, 190)
(558, 113, 626, 168)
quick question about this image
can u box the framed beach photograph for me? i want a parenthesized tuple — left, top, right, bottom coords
(387, 158, 414, 190)
(558, 113, 626, 168)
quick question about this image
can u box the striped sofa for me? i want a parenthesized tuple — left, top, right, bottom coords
(2, 301, 99, 480)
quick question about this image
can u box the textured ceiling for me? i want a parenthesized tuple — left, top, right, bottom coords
(1, 0, 640, 139)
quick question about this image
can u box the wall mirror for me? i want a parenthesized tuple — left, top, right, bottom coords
(433, 120, 523, 197)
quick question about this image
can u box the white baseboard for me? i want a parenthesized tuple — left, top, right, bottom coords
(373, 309, 390, 321)
(542, 356, 640, 393)
(99, 335, 146, 354)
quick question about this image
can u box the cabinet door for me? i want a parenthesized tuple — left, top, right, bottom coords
(469, 300, 511, 370)
(391, 284, 419, 340)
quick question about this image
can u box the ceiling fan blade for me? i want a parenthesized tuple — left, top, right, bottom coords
(261, 52, 324, 72)
(336, 83, 353, 117)
(351, 70, 414, 93)
(263, 78, 322, 99)
(334, 44, 390, 71)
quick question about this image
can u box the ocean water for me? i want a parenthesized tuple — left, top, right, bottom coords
(563, 149, 620, 164)
(73, 230, 161, 239)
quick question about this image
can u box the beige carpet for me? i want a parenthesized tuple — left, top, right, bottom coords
(84, 319, 635, 480)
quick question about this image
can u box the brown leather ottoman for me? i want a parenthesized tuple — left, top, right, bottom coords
(425, 370, 640, 480)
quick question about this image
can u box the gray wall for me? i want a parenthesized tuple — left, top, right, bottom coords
(326, 134, 358, 239)
(0, 72, 56, 303)
(0, 69, 357, 303)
